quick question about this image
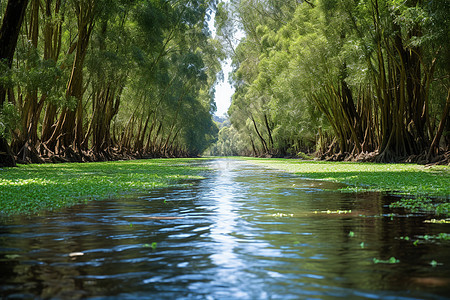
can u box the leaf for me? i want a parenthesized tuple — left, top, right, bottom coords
(389, 257, 400, 264)
(373, 257, 400, 264)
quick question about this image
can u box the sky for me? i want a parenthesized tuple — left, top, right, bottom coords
(214, 59, 234, 116)
(207, 7, 235, 117)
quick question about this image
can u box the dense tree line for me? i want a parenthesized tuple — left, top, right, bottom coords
(0, 0, 222, 167)
(213, 0, 449, 162)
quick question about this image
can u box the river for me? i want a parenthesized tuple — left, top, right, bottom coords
(1, 159, 449, 299)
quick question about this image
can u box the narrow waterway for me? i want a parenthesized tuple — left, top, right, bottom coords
(1, 159, 449, 299)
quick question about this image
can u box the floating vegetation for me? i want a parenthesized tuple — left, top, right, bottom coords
(314, 210, 352, 214)
(418, 233, 450, 241)
(430, 260, 444, 267)
(271, 213, 294, 217)
(245, 159, 450, 216)
(373, 257, 400, 264)
(399, 233, 450, 246)
(5, 254, 21, 260)
(142, 243, 158, 249)
(389, 197, 450, 215)
(0, 159, 206, 215)
(424, 219, 450, 224)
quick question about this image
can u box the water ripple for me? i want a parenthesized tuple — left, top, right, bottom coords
(1, 159, 449, 299)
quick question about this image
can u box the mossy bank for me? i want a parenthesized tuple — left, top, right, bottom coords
(244, 158, 450, 216)
(0, 159, 207, 215)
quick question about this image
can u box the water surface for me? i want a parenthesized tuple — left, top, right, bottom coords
(1, 159, 449, 299)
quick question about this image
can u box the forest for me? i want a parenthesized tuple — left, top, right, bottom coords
(0, 0, 222, 167)
(210, 0, 450, 163)
(1, 0, 449, 167)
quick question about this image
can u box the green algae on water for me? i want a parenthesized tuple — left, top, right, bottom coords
(243, 158, 450, 216)
(0, 158, 206, 215)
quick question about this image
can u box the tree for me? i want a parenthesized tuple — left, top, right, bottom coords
(222, 0, 449, 162)
(0, 0, 29, 167)
(2, 0, 222, 163)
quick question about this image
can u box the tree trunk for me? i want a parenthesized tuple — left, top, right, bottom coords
(46, 0, 95, 155)
(40, 0, 63, 150)
(428, 89, 450, 158)
(13, 0, 41, 162)
(0, 0, 29, 167)
(250, 114, 269, 154)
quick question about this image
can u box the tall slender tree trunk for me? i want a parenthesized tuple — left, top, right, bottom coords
(0, 0, 29, 167)
(47, 1, 95, 156)
(13, 0, 41, 162)
(250, 114, 269, 154)
(41, 0, 63, 150)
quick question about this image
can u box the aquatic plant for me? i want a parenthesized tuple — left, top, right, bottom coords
(389, 197, 450, 215)
(373, 257, 400, 264)
(399, 233, 450, 247)
(0, 159, 206, 215)
(314, 210, 352, 214)
(424, 219, 450, 224)
(271, 213, 294, 217)
(244, 158, 450, 216)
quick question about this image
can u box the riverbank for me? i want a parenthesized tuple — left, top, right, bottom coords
(0, 159, 206, 215)
(243, 158, 450, 216)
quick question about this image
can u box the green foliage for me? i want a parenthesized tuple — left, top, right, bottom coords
(373, 257, 400, 264)
(222, 0, 450, 160)
(244, 158, 450, 216)
(0, 61, 15, 90)
(0, 102, 19, 139)
(206, 124, 251, 156)
(390, 197, 450, 216)
(0, 0, 221, 164)
(0, 159, 206, 215)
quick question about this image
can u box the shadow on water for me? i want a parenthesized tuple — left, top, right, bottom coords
(1, 159, 449, 299)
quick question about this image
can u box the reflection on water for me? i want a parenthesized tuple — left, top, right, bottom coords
(1, 159, 449, 299)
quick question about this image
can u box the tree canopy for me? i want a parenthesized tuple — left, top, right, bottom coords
(211, 0, 449, 163)
(0, 0, 223, 166)
(1, 0, 449, 166)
